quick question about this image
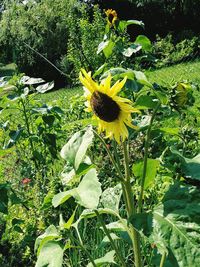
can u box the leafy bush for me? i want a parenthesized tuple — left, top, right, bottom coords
(153, 33, 200, 68)
(61, 4, 105, 84)
(0, 0, 106, 85)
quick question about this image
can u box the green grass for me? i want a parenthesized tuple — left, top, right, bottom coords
(38, 60, 200, 105)
(147, 60, 200, 85)
(37, 86, 82, 103)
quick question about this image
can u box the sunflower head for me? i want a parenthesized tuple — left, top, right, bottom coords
(90, 91, 120, 122)
(105, 9, 118, 27)
(79, 69, 139, 143)
(170, 82, 195, 110)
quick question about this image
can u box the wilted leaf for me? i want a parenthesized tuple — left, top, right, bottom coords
(122, 44, 142, 57)
(20, 76, 45, 85)
(100, 184, 122, 212)
(36, 81, 54, 93)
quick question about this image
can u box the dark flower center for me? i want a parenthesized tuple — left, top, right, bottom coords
(108, 13, 114, 24)
(90, 91, 120, 122)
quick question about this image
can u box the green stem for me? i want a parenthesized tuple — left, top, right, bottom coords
(20, 98, 38, 169)
(93, 130, 124, 181)
(10, 187, 29, 211)
(159, 252, 166, 267)
(138, 102, 160, 213)
(95, 210, 126, 267)
(113, 140, 121, 168)
(69, 232, 97, 267)
(122, 141, 142, 267)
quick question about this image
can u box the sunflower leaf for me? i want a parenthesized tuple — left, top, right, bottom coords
(135, 35, 152, 52)
(60, 126, 93, 170)
(132, 158, 160, 189)
(171, 148, 200, 180)
(52, 168, 102, 210)
(151, 182, 200, 266)
(35, 241, 64, 267)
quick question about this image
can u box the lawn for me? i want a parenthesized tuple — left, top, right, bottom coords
(38, 60, 200, 105)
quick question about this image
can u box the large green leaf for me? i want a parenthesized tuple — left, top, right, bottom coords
(135, 95, 159, 109)
(97, 40, 109, 54)
(35, 241, 64, 267)
(52, 168, 102, 209)
(52, 189, 76, 208)
(60, 126, 93, 170)
(100, 67, 135, 81)
(171, 149, 200, 180)
(97, 40, 115, 58)
(133, 70, 153, 88)
(130, 212, 153, 236)
(132, 158, 160, 189)
(87, 250, 116, 267)
(152, 182, 200, 266)
(76, 168, 102, 209)
(103, 40, 115, 58)
(135, 35, 152, 52)
(34, 225, 60, 255)
(118, 20, 144, 31)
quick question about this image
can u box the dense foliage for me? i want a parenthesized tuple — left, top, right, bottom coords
(0, 0, 106, 85)
(1, 0, 200, 86)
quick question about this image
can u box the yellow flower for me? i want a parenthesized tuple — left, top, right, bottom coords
(105, 9, 118, 27)
(79, 69, 139, 143)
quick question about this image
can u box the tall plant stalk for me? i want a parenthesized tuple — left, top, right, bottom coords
(138, 102, 160, 213)
(122, 141, 142, 267)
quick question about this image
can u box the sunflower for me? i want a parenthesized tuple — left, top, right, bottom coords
(105, 9, 118, 27)
(170, 82, 194, 110)
(79, 69, 139, 143)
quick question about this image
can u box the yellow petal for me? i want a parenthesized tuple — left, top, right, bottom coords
(100, 74, 112, 94)
(110, 76, 127, 96)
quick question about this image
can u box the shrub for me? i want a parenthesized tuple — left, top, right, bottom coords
(0, 0, 105, 86)
(61, 4, 105, 84)
(153, 33, 200, 68)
